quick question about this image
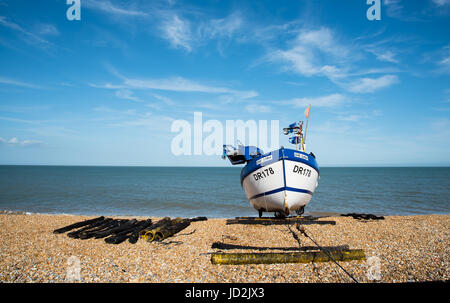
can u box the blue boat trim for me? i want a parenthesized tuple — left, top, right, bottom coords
(249, 186, 313, 200)
(281, 149, 287, 188)
(240, 148, 319, 185)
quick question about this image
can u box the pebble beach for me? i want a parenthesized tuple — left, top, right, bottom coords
(0, 213, 448, 283)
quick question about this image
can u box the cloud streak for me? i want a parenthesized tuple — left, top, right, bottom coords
(0, 136, 42, 147)
(0, 16, 54, 49)
(0, 76, 42, 89)
(284, 93, 348, 108)
(84, 0, 148, 17)
(92, 68, 258, 101)
(160, 15, 193, 52)
(345, 75, 399, 93)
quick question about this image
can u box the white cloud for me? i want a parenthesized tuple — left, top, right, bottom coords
(20, 140, 42, 146)
(0, 116, 38, 124)
(0, 76, 42, 89)
(264, 25, 405, 94)
(84, 0, 147, 17)
(286, 93, 348, 108)
(152, 94, 175, 106)
(367, 49, 399, 63)
(35, 23, 59, 36)
(337, 110, 382, 122)
(436, 46, 450, 74)
(8, 137, 18, 144)
(245, 104, 271, 113)
(160, 15, 192, 52)
(268, 27, 349, 79)
(346, 75, 399, 93)
(93, 70, 258, 100)
(0, 16, 54, 49)
(337, 114, 366, 122)
(115, 89, 141, 102)
(0, 136, 42, 146)
(94, 106, 144, 117)
(432, 0, 450, 6)
(297, 27, 349, 58)
(199, 12, 243, 40)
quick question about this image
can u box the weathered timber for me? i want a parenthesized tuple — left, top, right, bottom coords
(145, 218, 188, 242)
(93, 219, 137, 239)
(189, 216, 208, 222)
(138, 217, 174, 242)
(226, 217, 336, 225)
(105, 219, 152, 244)
(341, 213, 385, 220)
(138, 217, 204, 242)
(53, 216, 104, 234)
(153, 220, 191, 241)
(67, 218, 114, 238)
(128, 219, 153, 244)
(211, 242, 350, 252)
(78, 219, 123, 239)
(211, 250, 366, 265)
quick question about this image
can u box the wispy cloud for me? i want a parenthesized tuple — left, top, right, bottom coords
(0, 16, 54, 49)
(92, 68, 258, 100)
(245, 104, 271, 113)
(345, 75, 399, 93)
(94, 106, 143, 117)
(156, 9, 246, 53)
(0, 76, 42, 89)
(0, 136, 42, 147)
(284, 93, 348, 108)
(124, 76, 257, 98)
(152, 94, 175, 106)
(115, 89, 142, 102)
(435, 45, 450, 74)
(264, 25, 403, 93)
(367, 49, 399, 63)
(267, 27, 350, 79)
(84, 0, 148, 17)
(337, 110, 382, 122)
(198, 12, 244, 40)
(94, 107, 174, 130)
(0, 116, 39, 124)
(160, 14, 192, 52)
(431, 0, 450, 6)
(34, 23, 60, 36)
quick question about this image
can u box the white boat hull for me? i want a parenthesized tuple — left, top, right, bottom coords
(240, 148, 319, 215)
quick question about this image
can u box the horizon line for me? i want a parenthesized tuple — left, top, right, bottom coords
(0, 164, 449, 168)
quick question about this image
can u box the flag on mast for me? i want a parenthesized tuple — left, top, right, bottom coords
(305, 104, 311, 119)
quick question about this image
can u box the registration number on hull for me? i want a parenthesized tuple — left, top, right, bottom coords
(253, 167, 275, 181)
(293, 165, 312, 177)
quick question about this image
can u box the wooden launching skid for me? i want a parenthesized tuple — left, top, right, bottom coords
(211, 216, 366, 265)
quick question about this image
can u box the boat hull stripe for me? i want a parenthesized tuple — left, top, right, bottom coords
(249, 186, 313, 200)
(240, 148, 319, 185)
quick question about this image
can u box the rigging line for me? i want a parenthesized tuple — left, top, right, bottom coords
(296, 224, 359, 283)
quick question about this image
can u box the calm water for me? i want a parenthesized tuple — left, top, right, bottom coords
(0, 166, 449, 218)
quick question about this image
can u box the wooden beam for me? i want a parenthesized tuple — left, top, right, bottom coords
(226, 218, 336, 225)
(211, 250, 365, 265)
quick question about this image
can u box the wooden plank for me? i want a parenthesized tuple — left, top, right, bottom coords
(211, 242, 349, 252)
(226, 218, 336, 225)
(211, 250, 365, 265)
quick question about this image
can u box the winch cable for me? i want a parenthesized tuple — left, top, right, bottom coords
(287, 222, 359, 283)
(289, 223, 359, 283)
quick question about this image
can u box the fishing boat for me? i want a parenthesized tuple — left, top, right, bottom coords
(222, 106, 319, 217)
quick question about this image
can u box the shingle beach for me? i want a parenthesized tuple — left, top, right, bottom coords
(0, 213, 448, 283)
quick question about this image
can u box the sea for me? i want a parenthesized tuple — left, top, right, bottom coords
(0, 166, 449, 218)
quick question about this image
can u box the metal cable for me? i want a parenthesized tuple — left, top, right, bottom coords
(295, 223, 359, 283)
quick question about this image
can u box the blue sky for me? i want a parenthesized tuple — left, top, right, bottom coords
(0, 0, 449, 166)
